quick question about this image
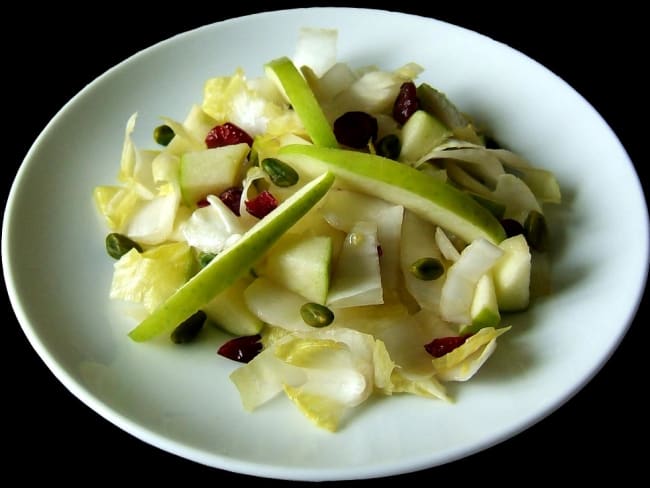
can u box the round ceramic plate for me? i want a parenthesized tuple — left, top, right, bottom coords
(3, 7, 648, 481)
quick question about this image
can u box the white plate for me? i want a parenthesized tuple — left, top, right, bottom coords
(3, 7, 648, 481)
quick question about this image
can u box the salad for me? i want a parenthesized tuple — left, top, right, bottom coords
(93, 28, 561, 431)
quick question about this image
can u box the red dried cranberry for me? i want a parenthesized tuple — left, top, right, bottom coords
(333, 111, 378, 148)
(219, 187, 243, 216)
(393, 81, 419, 125)
(218, 334, 262, 363)
(196, 198, 210, 208)
(245, 191, 278, 219)
(424, 335, 469, 358)
(205, 122, 253, 148)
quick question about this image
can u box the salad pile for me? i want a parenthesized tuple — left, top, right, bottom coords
(93, 28, 561, 431)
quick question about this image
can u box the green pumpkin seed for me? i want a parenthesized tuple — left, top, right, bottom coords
(153, 124, 175, 146)
(524, 210, 549, 251)
(197, 252, 216, 269)
(409, 257, 444, 281)
(261, 158, 300, 187)
(170, 310, 206, 344)
(375, 134, 401, 160)
(105, 233, 143, 259)
(300, 302, 335, 327)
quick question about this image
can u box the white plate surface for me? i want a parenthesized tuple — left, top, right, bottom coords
(3, 7, 648, 481)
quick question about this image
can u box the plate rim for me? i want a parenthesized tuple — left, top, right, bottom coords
(3, 6, 649, 481)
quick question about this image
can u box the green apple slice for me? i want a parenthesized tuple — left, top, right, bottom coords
(277, 144, 506, 244)
(398, 110, 451, 164)
(128, 171, 335, 341)
(265, 56, 338, 148)
(492, 234, 532, 311)
(257, 233, 332, 304)
(460, 273, 501, 335)
(440, 238, 503, 324)
(180, 143, 250, 206)
(470, 273, 501, 327)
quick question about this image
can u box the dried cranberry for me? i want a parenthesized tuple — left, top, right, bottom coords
(219, 187, 243, 216)
(196, 198, 210, 208)
(245, 191, 278, 219)
(393, 81, 419, 125)
(218, 334, 262, 363)
(205, 122, 253, 148)
(333, 111, 378, 148)
(424, 335, 469, 358)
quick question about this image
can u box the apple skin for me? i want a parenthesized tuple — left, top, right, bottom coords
(492, 234, 532, 311)
(265, 57, 338, 148)
(398, 110, 451, 163)
(277, 144, 506, 244)
(460, 273, 501, 335)
(128, 171, 335, 341)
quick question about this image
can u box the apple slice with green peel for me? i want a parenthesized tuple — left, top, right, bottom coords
(277, 144, 506, 244)
(440, 238, 503, 324)
(265, 56, 338, 148)
(460, 273, 501, 335)
(492, 234, 532, 311)
(180, 143, 250, 206)
(398, 110, 451, 164)
(128, 171, 335, 342)
(257, 233, 332, 304)
(470, 273, 501, 327)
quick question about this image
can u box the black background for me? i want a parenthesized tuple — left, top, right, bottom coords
(4, 3, 648, 484)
